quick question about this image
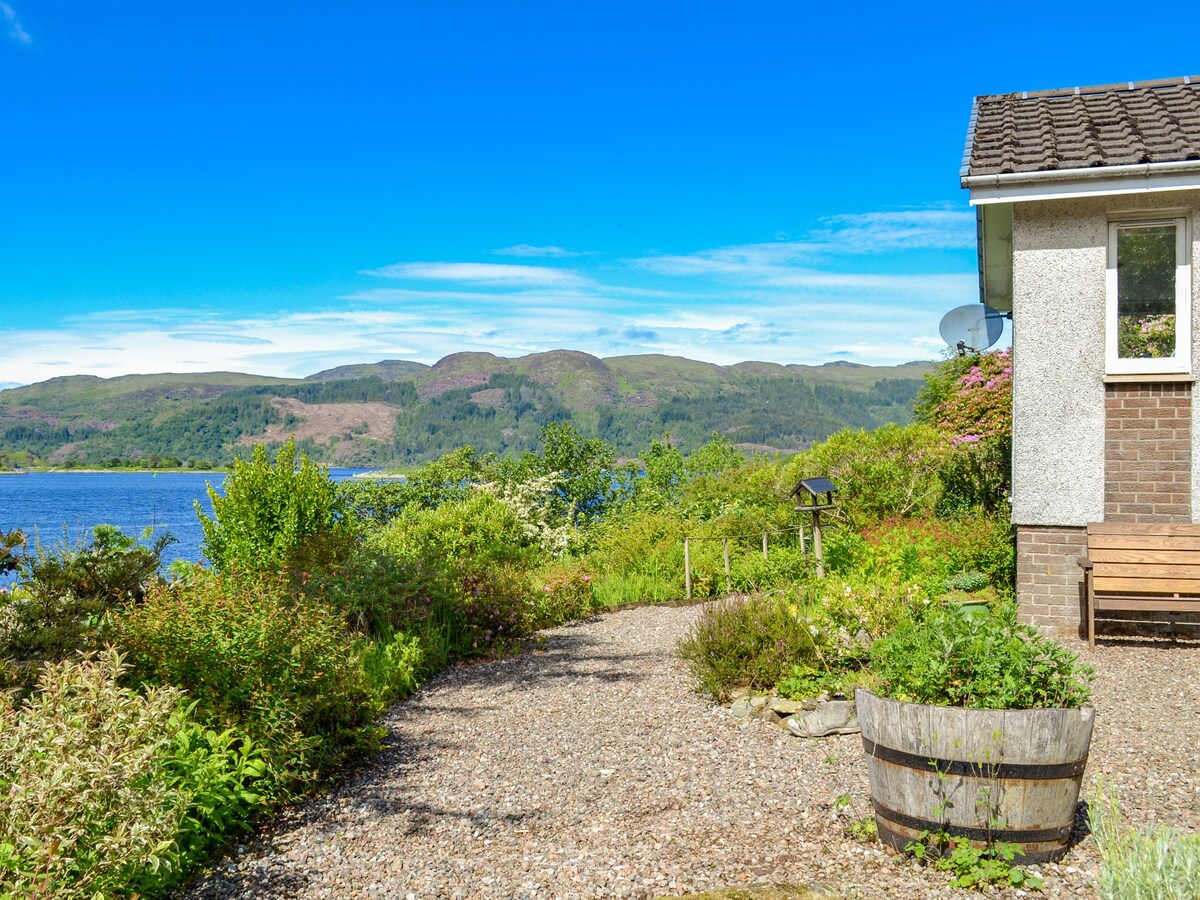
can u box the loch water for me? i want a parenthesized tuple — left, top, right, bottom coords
(0, 469, 373, 572)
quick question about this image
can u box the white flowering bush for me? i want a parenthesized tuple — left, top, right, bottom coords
(479, 472, 576, 556)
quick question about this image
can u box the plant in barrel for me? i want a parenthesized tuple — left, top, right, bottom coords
(856, 602, 1094, 887)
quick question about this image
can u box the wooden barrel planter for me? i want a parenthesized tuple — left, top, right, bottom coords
(855, 689, 1095, 863)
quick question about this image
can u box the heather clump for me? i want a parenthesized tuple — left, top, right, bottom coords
(676, 594, 823, 701)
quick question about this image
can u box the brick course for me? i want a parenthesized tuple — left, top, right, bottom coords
(1104, 382, 1191, 522)
(1015, 525, 1088, 636)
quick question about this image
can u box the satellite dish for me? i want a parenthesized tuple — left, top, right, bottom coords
(939, 304, 1004, 354)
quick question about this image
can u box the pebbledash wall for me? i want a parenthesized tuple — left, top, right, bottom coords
(1011, 190, 1200, 635)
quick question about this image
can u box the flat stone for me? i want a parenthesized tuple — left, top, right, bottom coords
(768, 697, 805, 715)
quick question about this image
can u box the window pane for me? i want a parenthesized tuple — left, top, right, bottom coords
(1117, 223, 1177, 359)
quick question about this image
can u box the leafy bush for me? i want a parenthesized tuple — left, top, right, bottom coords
(676, 594, 823, 701)
(868, 602, 1093, 709)
(793, 424, 948, 528)
(1090, 787, 1200, 899)
(827, 516, 1015, 597)
(120, 572, 380, 792)
(0, 649, 186, 898)
(356, 628, 424, 706)
(529, 563, 595, 627)
(198, 438, 349, 574)
(141, 718, 267, 894)
(0, 528, 24, 574)
(0, 525, 173, 690)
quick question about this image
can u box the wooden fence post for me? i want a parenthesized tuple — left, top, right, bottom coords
(723, 539, 731, 593)
(811, 510, 824, 578)
(684, 537, 692, 599)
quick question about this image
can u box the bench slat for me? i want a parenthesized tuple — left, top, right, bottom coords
(1090, 548, 1200, 565)
(1093, 595, 1200, 612)
(1093, 576, 1200, 594)
(1086, 534, 1200, 551)
(1088, 522, 1200, 537)
(1091, 562, 1200, 579)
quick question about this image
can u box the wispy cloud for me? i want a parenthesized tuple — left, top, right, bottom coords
(361, 261, 590, 288)
(1, 2, 30, 45)
(490, 244, 591, 258)
(635, 208, 975, 278)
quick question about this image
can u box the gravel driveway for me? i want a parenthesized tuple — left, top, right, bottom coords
(183, 604, 1200, 899)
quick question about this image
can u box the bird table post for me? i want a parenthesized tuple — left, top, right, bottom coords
(789, 476, 838, 579)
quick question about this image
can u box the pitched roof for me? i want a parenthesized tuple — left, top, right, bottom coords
(962, 77, 1200, 183)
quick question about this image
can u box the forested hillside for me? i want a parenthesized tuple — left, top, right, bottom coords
(0, 351, 933, 467)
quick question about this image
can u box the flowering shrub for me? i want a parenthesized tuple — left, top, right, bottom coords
(919, 349, 1013, 514)
(930, 348, 1012, 444)
(479, 472, 576, 556)
(529, 563, 595, 628)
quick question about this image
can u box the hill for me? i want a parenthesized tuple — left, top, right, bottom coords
(0, 353, 935, 467)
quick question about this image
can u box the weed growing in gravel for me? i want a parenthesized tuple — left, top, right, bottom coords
(1090, 787, 1200, 899)
(905, 830, 1043, 891)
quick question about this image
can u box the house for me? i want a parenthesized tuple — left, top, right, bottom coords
(960, 77, 1200, 635)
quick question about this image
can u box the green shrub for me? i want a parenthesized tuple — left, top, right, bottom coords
(0, 649, 186, 898)
(529, 563, 595, 627)
(139, 718, 267, 894)
(868, 601, 1093, 709)
(676, 594, 823, 701)
(792, 424, 948, 528)
(729, 542, 811, 593)
(357, 628, 424, 706)
(375, 491, 539, 574)
(1090, 787, 1200, 899)
(827, 516, 1015, 598)
(0, 525, 173, 690)
(120, 572, 380, 792)
(304, 542, 439, 636)
(198, 438, 349, 574)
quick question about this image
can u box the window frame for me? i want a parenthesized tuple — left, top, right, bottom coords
(1105, 216, 1192, 376)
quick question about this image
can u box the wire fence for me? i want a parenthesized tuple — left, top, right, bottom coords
(682, 524, 812, 598)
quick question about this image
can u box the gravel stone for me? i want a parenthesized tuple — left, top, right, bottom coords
(180, 607, 1200, 899)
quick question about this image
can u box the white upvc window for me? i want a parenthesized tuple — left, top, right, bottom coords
(1106, 217, 1191, 375)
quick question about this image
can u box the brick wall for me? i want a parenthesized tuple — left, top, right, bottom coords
(1015, 525, 1088, 635)
(1104, 382, 1192, 522)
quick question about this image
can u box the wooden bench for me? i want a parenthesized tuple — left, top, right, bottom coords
(1079, 522, 1200, 647)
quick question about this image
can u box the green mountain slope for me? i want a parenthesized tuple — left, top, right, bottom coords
(0, 353, 934, 466)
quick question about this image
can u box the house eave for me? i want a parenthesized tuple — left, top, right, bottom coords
(964, 159, 1200, 205)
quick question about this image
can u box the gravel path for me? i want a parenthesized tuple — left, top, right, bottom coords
(184, 606, 1200, 899)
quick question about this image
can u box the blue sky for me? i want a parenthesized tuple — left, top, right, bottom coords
(1, 3, 1195, 386)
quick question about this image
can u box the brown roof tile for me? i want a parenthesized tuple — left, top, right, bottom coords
(962, 77, 1200, 181)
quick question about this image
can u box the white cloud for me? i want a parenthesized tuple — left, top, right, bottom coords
(1, 2, 30, 45)
(361, 261, 590, 288)
(490, 244, 589, 258)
